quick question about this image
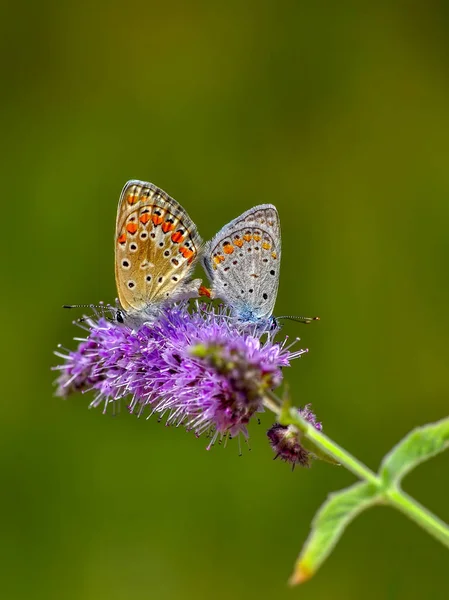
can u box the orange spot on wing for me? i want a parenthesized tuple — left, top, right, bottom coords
(253, 234, 261, 242)
(262, 242, 271, 250)
(126, 223, 138, 234)
(162, 221, 175, 233)
(271, 252, 277, 259)
(180, 246, 195, 260)
(198, 285, 211, 298)
(213, 255, 225, 264)
(152, 214, 163, 226)
(118, 233, 127, 245)
(127, 194, 138, 205)
(233, 238, 243, 248)
(139, 213, 151, 224)
(223, 244, 234, 255)
(171, 231, 184, 243)
(243, 234, 252, 242)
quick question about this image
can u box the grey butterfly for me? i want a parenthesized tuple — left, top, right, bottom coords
(202, 204, 319, 330)
(202, 204, 282, 330)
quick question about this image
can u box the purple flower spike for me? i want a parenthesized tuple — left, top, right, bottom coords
(267, 405, 322, 469)
(54, 302, 308, 447)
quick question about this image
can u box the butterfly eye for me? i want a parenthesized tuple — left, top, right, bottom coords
(116, 310, 124, 324)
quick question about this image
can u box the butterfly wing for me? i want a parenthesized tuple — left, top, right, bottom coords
(202, 204, 281, 321)
(115, 180, 202, 314)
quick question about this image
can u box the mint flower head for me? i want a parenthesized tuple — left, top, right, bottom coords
(54, 302, 307, 448)
(267, 405, 322, 469)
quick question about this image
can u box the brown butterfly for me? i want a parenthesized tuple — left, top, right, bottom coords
(114, 180, 204, 327)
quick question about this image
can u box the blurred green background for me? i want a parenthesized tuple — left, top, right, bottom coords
(2, 1, 449, 598)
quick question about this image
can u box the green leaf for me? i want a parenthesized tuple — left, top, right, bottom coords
(289, 482, 380, 585)
(380, 417, 449, 487)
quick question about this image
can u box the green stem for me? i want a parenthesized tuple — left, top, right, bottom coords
(263, 396, 449, 550)
(302, 420, 380, 486)
(262, 394, 281, 415)
(265, 394, 379, 485)
(385, 487, 449, 549)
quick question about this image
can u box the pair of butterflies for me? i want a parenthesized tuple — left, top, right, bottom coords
(112, 179, 313, 330)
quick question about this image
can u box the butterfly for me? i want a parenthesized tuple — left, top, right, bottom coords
(114, 180, 203, 327)
(202, 204, 281, 330)
(202, 204, 318, 330)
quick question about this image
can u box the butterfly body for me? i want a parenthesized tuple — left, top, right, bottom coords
(202, 204, 281, 331)
(115, 180, 202, 327)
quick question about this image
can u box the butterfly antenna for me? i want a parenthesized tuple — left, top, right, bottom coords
(63, 304, 103, 310)
(63, 303, 119, 323)
(277, 315, 320, 325)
